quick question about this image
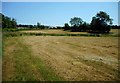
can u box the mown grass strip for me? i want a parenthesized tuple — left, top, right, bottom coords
(5, 37, 62, 81)
(31, 56, 62, 81)
(3, 37, 36, 81)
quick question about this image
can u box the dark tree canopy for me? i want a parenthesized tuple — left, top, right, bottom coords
(37, 22, 41, 28)
(70, 17, 83, 26)
(96, 11, 113, 25)
(63, 23, 70, 31)
(11, 18, 17, 28)
(90, 11, 113, 33)
(1, 13, 17, 28)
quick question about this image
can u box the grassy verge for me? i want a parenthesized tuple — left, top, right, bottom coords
(3, 31, 119, 37)
(3, 37, 62, 81)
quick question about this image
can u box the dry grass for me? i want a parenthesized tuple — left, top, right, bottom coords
(19, 29, 119, 35)
(22, 36, 118, 81)
(110, 29, 118, 33)
(19, 29, 88, 34)
(3, 29, 119, 81)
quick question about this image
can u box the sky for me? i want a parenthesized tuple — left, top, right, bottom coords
(2, 2, 118, 26)
(1, 0, 120, 2)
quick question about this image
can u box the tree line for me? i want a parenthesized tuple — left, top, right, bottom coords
(17, 23, 63, 30)
(1, 11, 120, 33)
(17, 23, 50, 30)
(1, 13, 50, 30)
(63, 11, 116, 33)
(1, 13, 17, 29)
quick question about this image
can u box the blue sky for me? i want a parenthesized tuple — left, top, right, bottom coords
(2, 2, 118, 26)
(1, 0, 120, 2)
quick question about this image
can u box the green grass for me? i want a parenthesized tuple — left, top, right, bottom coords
(3, 37, 62, 81)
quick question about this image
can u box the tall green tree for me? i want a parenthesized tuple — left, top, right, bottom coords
(91, 11, 113, 33)
(70, 17, 83, 26)
(69, 17, 83, 32)
(96, 11, 113, 25)
(5, 17, 12, 28)
(11, 18, 17, 28)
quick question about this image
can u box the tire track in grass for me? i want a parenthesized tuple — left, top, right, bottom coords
(20, 37, 62, 81)
(3, 37, 42, 81)
(12, 37, 61, 81)
(3, 37, 62, 81)
(13, 39, 43, 81)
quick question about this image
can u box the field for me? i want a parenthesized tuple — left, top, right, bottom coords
(2, 29, 119, 81)
(19, 29, 88, 34)
(19, 29, 119, 35)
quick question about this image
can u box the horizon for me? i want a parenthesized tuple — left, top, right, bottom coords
(2, 2, 118, 27)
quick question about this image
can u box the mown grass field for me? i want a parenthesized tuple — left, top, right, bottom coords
(2, 29, 119, 81)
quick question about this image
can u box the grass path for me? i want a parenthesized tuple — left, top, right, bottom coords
(2, 37, 62, 81)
